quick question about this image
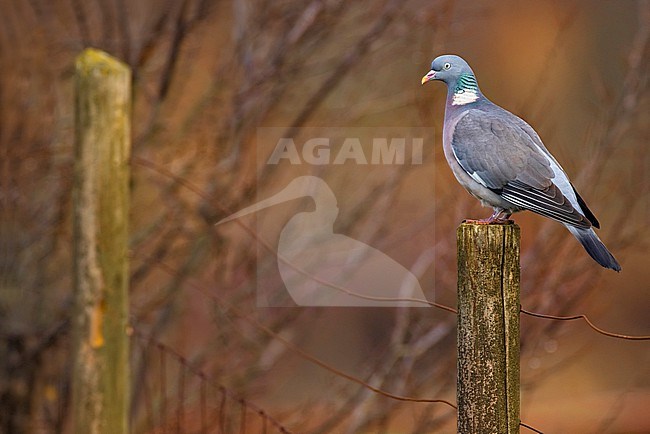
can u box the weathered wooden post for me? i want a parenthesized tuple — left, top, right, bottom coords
(457, 222, 520, 434)
(72, 48, 131, 434)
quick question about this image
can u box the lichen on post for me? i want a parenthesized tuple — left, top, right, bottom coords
(457, 222, 520, 434)
(72, 48, 131, 434)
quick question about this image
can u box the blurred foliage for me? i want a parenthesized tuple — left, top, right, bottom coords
(0, 0, 648, 432)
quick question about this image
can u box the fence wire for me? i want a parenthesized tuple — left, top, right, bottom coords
(132, 329, 292, 434)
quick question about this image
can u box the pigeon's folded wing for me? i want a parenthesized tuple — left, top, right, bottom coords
(451, 109, 592, 228)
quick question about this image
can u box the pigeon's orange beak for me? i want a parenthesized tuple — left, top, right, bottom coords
(421, 70, 436, 85)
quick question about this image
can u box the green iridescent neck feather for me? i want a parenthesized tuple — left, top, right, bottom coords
(454, 73, 478, 94)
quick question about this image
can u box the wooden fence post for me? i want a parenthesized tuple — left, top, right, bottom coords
(457, 222, 520, 434)
(72, 48, 131, 434)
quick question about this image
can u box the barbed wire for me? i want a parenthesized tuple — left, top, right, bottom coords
(145, 257, 456, 407)
(134, 156, 650, 342)
(131, 327, 293, 434)
(520, 307, 650, 341)
(143, 256, 552, 433)
(520, 421, 544, 434)
(133, 156, 646, 434)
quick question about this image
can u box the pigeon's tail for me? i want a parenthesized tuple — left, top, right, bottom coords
(566, 226, 621, 272)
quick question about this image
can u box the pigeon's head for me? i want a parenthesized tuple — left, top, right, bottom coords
(421, 54, 474, 86)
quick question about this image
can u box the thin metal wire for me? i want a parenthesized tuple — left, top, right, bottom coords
(260, 410, 268, 434)
(133, 330, 295, 434)
(138, 339, 155, 432)
(160, 344, 167, 434)
(177, 362, 185, 433)
(521, 307, 650, 340)
(521, 420, 544, 433)
(200, 374, 207, 434)
(239, 399, 246, 434)
(218, 387, 227, 434)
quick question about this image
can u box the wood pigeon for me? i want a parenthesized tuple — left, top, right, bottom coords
(422, 54, 621, 271)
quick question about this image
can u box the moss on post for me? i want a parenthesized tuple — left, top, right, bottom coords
(72, 48, 131, 434)
(457, 222, 520, 434)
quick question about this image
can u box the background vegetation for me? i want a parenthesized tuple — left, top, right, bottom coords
(1, 0, 648, 432)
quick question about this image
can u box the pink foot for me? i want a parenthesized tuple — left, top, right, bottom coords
(463, 218, 513, 225)
(463, 212, 514, 225)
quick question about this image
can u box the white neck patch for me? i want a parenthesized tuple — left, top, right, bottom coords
(452, 89, 479, 106)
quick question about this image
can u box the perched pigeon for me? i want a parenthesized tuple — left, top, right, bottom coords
(421, 54, 621, 271)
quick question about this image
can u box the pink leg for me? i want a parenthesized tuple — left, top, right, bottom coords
(463, 209, 513, 225)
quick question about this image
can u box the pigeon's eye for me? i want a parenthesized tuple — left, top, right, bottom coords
(443, 62, 451, 70)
